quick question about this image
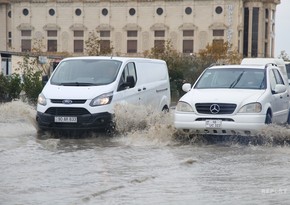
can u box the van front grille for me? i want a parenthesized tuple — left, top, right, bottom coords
(195, 103, 236, 114)
(45, 107, 90, 115)
(50, 99, 87, 104)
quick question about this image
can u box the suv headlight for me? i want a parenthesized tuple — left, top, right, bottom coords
(238, 102, 262, 113)
(37, 93, 47, 106)
(176, 101, 194, 112)
(90, 92, 113, 107)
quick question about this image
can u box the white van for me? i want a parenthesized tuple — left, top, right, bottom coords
(36, 56, 171, 132)
(241, 58, 289, 84)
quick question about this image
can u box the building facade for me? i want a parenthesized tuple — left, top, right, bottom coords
(0, 0, 280, 74)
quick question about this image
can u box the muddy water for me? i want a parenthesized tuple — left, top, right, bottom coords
(1, 101, 290, 205)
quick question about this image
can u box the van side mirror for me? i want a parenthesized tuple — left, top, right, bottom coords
(126, 75, 135, 88)
(42, 75, 48, 86)
(118, 75, 135, 91)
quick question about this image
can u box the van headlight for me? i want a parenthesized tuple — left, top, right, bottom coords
(37, 93, 47, 106)
(90, 92, 113, 107)
(176, 101, 194, 112)
(238, 102, 262, 113)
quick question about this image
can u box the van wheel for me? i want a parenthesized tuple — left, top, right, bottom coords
(287, 110, 290, 124)
(265, 111, 272, 124)
(162, 106, 169, 113)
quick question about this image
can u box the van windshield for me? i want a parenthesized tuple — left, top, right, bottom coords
(50, 59, 122, 86)
(195, 68, 266, 89)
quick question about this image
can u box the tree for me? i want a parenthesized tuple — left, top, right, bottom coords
(197, 41, 242, 66)
(278, 50, 289, 61)
(85, 29, 114, 56)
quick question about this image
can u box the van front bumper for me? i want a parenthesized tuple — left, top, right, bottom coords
(36, 111, 113, 131)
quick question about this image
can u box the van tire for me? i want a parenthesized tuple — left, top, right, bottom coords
(265, 111, 272, 124)
(287, 110, 290, 124)
(162, 105, 169, 113)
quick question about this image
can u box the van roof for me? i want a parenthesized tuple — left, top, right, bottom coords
(61, 56, 166, 64)
(241, 58, 285, 66)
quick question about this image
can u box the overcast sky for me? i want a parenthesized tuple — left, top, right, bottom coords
(275, 0, 290, 57)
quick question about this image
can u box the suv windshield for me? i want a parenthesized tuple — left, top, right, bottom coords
(195, 68, 266, 89)
(50, 59, 122, 86)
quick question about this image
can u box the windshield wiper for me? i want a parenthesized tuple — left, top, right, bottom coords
(229, 71, 244, 88)
(58, 82, 97, 86)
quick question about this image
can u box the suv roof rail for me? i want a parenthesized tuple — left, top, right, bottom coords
(264, 63, 277, 69)
(209, 62, 226, 67)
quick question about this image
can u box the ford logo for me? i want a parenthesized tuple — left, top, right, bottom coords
(210, 104, 220, 114)
(62, 99, 72, 104)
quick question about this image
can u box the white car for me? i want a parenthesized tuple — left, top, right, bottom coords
(174, 64, 290, 136)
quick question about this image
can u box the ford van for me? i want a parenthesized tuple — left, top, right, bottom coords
(36, 56, 171, 132)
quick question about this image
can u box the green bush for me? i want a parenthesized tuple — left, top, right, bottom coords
(0, 73, 22, 102)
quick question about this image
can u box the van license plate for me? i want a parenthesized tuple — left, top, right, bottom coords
(205, 120, 222, 128)
(55, 116, 77, 123)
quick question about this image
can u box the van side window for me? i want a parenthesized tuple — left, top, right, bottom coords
(118, 62, 137, 91)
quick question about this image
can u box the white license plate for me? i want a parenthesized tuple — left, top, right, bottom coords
(54, 116, 77, 123)
(205, 120, 222, 128)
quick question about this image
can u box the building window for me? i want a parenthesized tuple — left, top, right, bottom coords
(154, 40, 165, 51)
(265, 9, 269, 19)
(213, 29, 224, 36)
(47, 30, 57, 52)
(100, 40, 111, 53)
(185, 7, 192, 15)
(127, 40, 137, 53)
(73, 31, 84, 53)
(183, 30, 194, 37)
(100, 31, 110, 37)
(8, 32, 12, 48)
(21, 30, 31, 37)
(265, 22, 268, 39)
(47, 30, 57, 37)
(49, 9, 55, 16)
(215, 6, 223, 14)
(127, 30, 137, 37)
(183, 40, 193, 54)
(48, 40, 57, 52)
(74, 30, 84, 37)
(129, 8, 136, 16)
(75, 8, 82, 16)
(251, 7, 259, 57)
(156, 8, 163, 15)
(243, 7, 249, 57)
(102, 8, 108, 16)
(154, 30, 165, 37)
(21, 39, 31, 52)
(74, 40, 83, 53)
(8, 11, 11, 18)
(23, 9, 29, 16)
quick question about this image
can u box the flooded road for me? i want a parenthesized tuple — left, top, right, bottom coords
(1, 101, 290, 205)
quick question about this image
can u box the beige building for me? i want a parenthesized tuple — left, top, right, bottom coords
(0, 0, 280, 75)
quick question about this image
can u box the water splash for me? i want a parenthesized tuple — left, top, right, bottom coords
(113, 104, 177, 146)
(0, 100, 37, 137)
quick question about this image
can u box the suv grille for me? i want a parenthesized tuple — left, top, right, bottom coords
(195, 103, 236, 114)
(45, 107, 90, 115)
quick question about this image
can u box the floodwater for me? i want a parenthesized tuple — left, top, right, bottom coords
(1, 101, 290, 205)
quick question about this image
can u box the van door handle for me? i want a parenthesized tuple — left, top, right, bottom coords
(138, 88, 141, 92)
(143, 87, 146, 90)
